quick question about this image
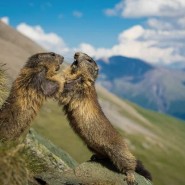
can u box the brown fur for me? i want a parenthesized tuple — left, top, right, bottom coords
(0, 52, 64, 142)
(58, 52, 141, 185)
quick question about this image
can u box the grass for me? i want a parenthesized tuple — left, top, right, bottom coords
(32, 97, 185, 185)
(32, 99, 92, 163)
(128, 103, 185, 185)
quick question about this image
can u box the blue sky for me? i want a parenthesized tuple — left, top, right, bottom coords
(1, 0, 185, 67)
(0, 0, 143, 47)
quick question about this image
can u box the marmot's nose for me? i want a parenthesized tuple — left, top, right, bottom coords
(60, 55, 64, 61)
(60, 56, 64, 64)
(74, 52, 83, 59)
(57, 55, 64, 64)
(50, 52, 56, 56)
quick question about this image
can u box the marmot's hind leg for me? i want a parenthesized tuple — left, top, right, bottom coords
(107, 144, 137, 185)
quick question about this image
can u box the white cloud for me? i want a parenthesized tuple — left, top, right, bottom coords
(1, 17, 9, 25)
(96, 0, 185, 66)
(118, 25, 145, 41)
(73, 11, 83, 18)
(9, 19, 185, 66)
(16, 23, 69, 54)
(147, 18, 173, 30)
(117, 26, 185, 64)
(77, 43, 96, 56)
(104, 1, 124, 16)
(78, 43, 113, 59)
(105, 0, 185, 18)
(77, 23, 185, 65)
(177, 17, 185, 28)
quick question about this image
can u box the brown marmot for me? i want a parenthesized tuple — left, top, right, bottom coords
(58, 52, 152, 185)
(0, 52, 64, 142)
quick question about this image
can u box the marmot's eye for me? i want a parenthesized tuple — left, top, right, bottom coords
(50, 52, 56, 57)
(87, 59, 93, 63)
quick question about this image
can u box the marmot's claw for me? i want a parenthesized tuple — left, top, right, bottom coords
(124, 171, 137, 185)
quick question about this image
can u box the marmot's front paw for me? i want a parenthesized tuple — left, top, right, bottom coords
(124, 171, 137, 185)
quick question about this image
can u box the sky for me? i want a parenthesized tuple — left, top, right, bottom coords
(1, 0, 185, 67)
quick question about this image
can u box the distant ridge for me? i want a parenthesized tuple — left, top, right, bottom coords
(98, 56, 185, 120)
(98, 56, 154, 80)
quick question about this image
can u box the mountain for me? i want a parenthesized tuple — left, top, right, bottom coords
(1, 21, 185, 185)
(99, 56, 154, 81)
(168, 62, 185, 70)
(97, 56, 185, 120)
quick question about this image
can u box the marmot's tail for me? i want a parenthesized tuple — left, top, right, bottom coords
(135, 160, 152, 181)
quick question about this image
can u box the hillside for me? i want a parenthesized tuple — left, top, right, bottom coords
(98, 56, 185, 120)
(0, 20, 45, 78)
(1, 21, 185, 185)
(33, 90, 185, 185)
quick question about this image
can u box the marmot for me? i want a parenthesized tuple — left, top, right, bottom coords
(0, 52, 64, 142)
(57, 52, 152, 185)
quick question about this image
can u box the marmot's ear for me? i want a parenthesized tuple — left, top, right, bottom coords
(35, 69, 59, 96)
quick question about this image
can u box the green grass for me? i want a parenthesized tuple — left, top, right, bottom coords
(32, 99, 92, 163)
(128, 103, 185, 185)
(32, 98, 185, 185)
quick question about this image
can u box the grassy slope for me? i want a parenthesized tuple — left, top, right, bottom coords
(128, 106, 185, 185)
(33, 90, 185, 185)
(99, 89, 185, 185)
(32, 100, 92, 162)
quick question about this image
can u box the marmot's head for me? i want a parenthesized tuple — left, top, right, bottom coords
(71, 52, 99, 82)
(20, 52, 64, 97)
(25, 52, 64, 75)
(61, 52, 98, 97)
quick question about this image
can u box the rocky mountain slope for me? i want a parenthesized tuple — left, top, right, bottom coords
(1, 20, 185, 185)
(98, 56, 185, 120)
